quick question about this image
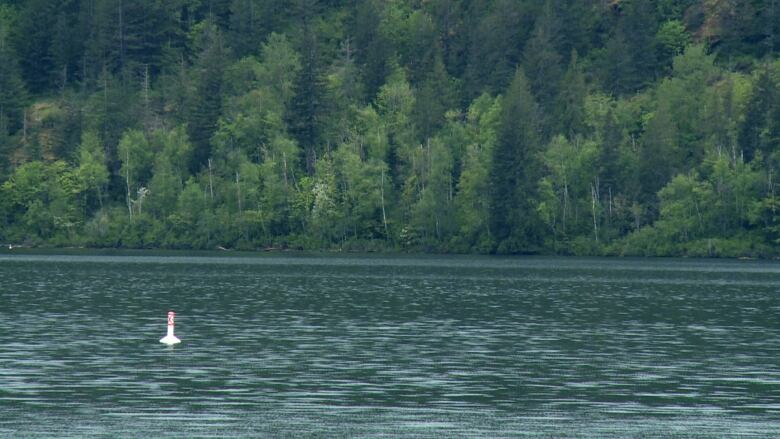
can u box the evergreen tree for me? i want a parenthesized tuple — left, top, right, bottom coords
(0, 11, 27, 136)
(464, 0, 533, 97)
(227, 0, 287, 58)
(119, 0, 184, 75)
(413, 54, 456, 141)
(50, 2, 83, 89)
(601, 0, 660, 94)
(424, 0, 468, 80)
(288, 0, 326, 174)
(523, 0, 564, 131)
(553, 51, 587, 139)
(322, 37, 362, 145)
(454, 93, 501, 251)
(12, 0, 57, 93)
(489, 68, 543, 253)
(739, 67, 779, 163)
(352, 0, 391, 101)
(82, 0, 121, 81)
(186, 20, 228, 172)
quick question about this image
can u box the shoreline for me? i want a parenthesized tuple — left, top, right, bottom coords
(0, 243, 772, 261)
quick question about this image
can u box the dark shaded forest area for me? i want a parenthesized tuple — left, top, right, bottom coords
(1, 0, 780, 256)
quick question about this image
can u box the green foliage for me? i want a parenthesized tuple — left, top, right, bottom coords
(0, 6, 26, 138)
(1, 1, 780, 257)
(489, 68, 543, 253)
(451, 94, 500, 251)
(76, 131, 109, 211)
(656, 20, 691, 71)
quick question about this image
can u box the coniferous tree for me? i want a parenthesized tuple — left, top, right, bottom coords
(352, 0, 391, 101)
(227, 0, 287, 58)
(322, 37, 362, 145)
(119, 0, 184, 75)
(12, 0, 57, 93)
(739, 67, 779, 163)
(186, 20, 228, 172)
(425, 0, 468, 80)
(0, 11, 26, 177)
(601, 0, 660, 94)
(465, 0, 533, 97)
(413, 53, 456, 141)
(523, 0, 564, 126)
(489, 68, 543, 253)
(288, 0, 326, 174)
(50, 3, 83, 89)
(0, 15, 26, 136)
(553, 51, 587, 139)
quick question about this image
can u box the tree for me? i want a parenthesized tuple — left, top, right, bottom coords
(454, 94, 501, 251)
(117, 129, 153, 217)
(0, 6, 27, 136)
(186, 20, 229, 172)
(599, 0, 660, 94)
(227, 0, 288, 58)
(82, 68, 141, 175)
(655, 172, 715, 243)
(170, 177, 213, 247)
(523, 0, 563, 132)
(489, 68, 543, 253)
(0, 160, 83, 241)
(464, 0, 533, 98)
(376, 67, 416, 191)
(739, 67, 780, 163)
(639, 97, 678, 207)
(50, 3, 83, 89)
(257, 33, 301, 107)
(656, 19, 691, 74)
(553, 50, 587, 139)
(287, 0, 327, 174)
(334, 142, 388, 242)
(408, 137, 455, 246)
(12, 0, 56, 93)
(308, 154, 342, 245)
(322, 37, 363, 146)
(538, 135, 598, 242)
(412, 54, 457, 141)
(76, 131, 109, 211)
(352, 0, 392, 100)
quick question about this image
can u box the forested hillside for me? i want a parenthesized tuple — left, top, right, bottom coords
(1, 0, 780, 256)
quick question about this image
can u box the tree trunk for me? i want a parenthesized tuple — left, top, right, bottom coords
(381, 168, 389, 240)
(590, 182, 599, 243)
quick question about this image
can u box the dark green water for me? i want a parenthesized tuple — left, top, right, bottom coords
(1, 253, 779, 437)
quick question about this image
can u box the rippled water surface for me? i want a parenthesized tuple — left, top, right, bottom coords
(1, 252, 779, 437)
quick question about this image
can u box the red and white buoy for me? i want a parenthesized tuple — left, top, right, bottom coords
(159, 311, 181, 345)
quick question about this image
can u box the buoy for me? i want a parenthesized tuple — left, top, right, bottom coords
(159, 311, 181, 345)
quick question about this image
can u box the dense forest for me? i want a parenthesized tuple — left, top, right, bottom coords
(1, 0, 780, 256)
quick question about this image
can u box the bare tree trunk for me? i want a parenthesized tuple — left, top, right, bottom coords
(236, 171, 242, 214)
(208, 158, 214, 201)
(126, 148, 132, 218)
(590, 182, 599, 243)
(381, 168, 389, 240)
(142, 64, 151, 130)
(562, 175, 568, 235)
(96, 184, 104, 209)
(282, 152, 289, 189)
(22, 109, 27, 143)
(118, 0, 125, 70)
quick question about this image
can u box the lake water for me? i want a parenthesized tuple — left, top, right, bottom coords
(1, 252, 779, 437)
